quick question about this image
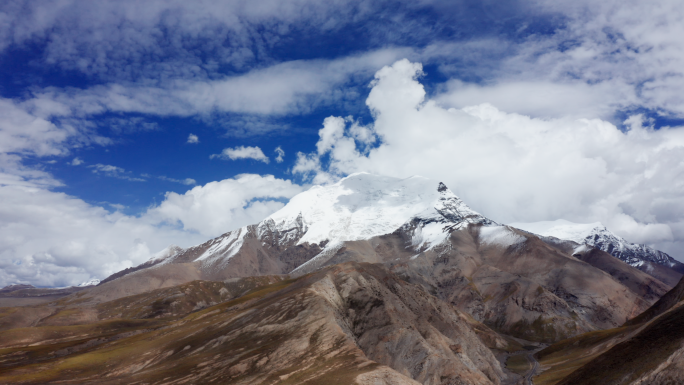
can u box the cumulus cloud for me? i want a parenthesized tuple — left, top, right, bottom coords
(146, 174, 304, 236)
(0, 173, 303, 287)
(70, 157, 84, 166)
(211, 146, 270, 163)
(187, 133, 199, 144)
(274, 146, 285, 163)
(294, 59, 684, 258)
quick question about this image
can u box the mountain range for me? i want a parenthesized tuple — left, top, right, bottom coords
(1, 173, 682, 384)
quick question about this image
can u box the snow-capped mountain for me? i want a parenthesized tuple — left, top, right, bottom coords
(510, 220, 684, 272)
(263, 173, 495, 248)
(93, 173, 675, 349)
(147, 173, 496, 273)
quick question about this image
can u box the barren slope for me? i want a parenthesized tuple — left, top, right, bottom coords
(0, 262, 518, 385)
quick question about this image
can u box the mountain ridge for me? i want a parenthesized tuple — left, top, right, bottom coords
(511, 219, 684, 276)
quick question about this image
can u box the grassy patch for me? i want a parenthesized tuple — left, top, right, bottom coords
(506, 354, 532, 376)
(532, 326, 633, 385)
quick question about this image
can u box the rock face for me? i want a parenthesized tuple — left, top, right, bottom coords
(510, 220, 684, 276)
(0, 262, 513, 385)
(95, 173, 671, 342)
(380, 225, 666, 342)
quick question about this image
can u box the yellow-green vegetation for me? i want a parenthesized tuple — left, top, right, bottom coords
(0, 276, 310, 384)
(506, 353, 532, 376)
(39, 308, 81, 322)
(97, 275, 287, 320)
(506, 315, 572, 343)
(532, 326, 633, 385)
(0, 318, 159, 348)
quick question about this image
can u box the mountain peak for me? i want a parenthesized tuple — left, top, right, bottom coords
(265, 173, 495, 248)
(510, 219, 682, 271)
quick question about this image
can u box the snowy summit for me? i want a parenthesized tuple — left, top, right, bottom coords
(163, 173, 497, 269)
(263, 172, 496, 248)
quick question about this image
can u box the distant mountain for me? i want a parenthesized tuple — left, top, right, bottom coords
(510, 219, 684, 274)
(0, 284, 35, 293)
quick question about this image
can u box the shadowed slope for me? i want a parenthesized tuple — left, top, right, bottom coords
(556, 301, 684, 384)
(532, 275, 684, 385)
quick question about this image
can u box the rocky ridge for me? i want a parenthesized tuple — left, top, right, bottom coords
(511, 220, 684, 274)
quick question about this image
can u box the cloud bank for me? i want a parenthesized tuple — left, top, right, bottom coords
(0, 174, 302, 287)
(294, 59, 684, 257)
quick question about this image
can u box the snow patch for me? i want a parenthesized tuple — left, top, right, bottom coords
(411, 222, 450, 250)
(572, 244, 591, 255)
(196, 227, 246, 265)
(77, 278, 100, 287)
(147, 244, 184, 266)
(290, 241, 344, 274)
(479, 226, 525, 247)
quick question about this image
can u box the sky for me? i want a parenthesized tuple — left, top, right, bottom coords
(2, 0, 684, 287)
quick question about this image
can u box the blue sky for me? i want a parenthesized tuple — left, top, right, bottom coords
(2, 0, 684, 287)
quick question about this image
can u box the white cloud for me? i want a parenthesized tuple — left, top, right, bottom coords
(433, 0, 684, 121)
(274, 146, 285, 163)
(146, 174, 304, 236)
(294, 59, 684, 259)
(211, 146, 270, 163)
(22, 48, 411, 120)
(0, 0, 386, 80)
(70, 157, 84, 166)
(0, 154, 62, 189)
(0, 183, 192, 288)
(159, 176, 196, 185)
(435, 80, 635, 120)
(0, 98, 72, 157)
(88, 164, 146, 182)
(0, 173, 304, 287)
(187, 133, 199, 144)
